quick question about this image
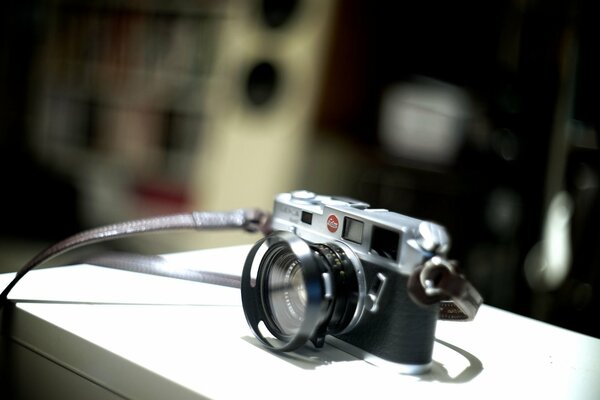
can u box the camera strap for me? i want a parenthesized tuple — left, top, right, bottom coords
(407, 256, 483, 321)
(0, 209, 273, 310)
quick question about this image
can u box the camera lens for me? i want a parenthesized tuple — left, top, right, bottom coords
(264, 248, 307, 335)
(241, 232, 365, 352)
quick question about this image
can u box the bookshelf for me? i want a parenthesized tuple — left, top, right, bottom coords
(27, 0, 337, 251)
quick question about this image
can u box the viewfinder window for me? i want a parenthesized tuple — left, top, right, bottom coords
(343, 217, 364, 244)
(301, 211, 313, 225)
(370, 226, 400, 261)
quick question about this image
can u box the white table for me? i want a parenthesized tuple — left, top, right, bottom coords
(1, 245, 599, 399)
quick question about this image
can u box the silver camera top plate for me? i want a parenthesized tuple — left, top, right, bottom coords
(271, 191, 450, 276)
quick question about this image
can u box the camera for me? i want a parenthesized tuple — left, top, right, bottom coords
(1, 187, 477, 376)
(241, 190, 453, 374)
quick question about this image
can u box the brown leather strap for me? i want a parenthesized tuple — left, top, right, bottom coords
(407, 257, 483, 321)
(0, 209, 271, 309)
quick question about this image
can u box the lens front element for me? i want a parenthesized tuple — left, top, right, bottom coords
(266, 249, 307, 336)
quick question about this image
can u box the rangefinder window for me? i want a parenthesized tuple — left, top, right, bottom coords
(370, 226, 401, 261)
(342, 217, 364, 244)
(301, 211, 313, 225)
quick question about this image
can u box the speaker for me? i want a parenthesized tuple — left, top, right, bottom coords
(189, 0, 337, 247)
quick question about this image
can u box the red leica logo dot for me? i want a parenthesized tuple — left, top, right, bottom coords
(326, 215, 339, 233)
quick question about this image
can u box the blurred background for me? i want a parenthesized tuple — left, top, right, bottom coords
(0, 0, 598, 338)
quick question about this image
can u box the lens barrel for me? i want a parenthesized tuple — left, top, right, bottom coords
(241, 231, 364, 352)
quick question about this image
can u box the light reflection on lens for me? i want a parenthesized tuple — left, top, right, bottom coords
(267, 251, 307, 336)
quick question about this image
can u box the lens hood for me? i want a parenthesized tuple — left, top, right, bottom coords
(241, 231, 326, 352)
